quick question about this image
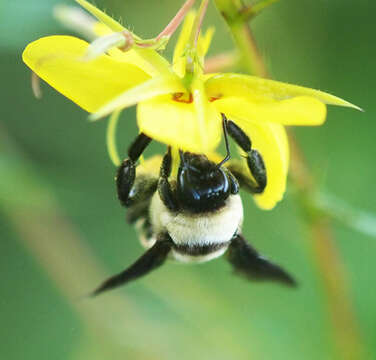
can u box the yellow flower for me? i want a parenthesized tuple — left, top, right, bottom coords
(22, 0, 360, 210)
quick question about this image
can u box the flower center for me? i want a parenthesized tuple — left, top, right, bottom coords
(209, 95, 221, 102)
(172, 92, 193, 103)
(172, 92, 222, 103)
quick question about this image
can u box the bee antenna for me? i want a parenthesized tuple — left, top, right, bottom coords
(216, 113, 231, 169)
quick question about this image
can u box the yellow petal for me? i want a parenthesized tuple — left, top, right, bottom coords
(230, 120, 289, 210)
(90, 74, 185, 120)
(192, 77, 217, 152)
(199, 27, 215, 59)
(205, 73, 361, 110)
(213, 96, 327, 126)
(172, 11, 214, 78)
(22, 36, 150, 113)
(109, 49, 163, 78)
(137, 94, 222, 153)
(173, 11, 195, 77)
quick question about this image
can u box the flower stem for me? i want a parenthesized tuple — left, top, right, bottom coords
(240, 0, 280, 21)
(214, 0, 267, 76)
(185, 0, 209, 75)
(215, 1, 366, 359)
(156, 0, 196, 40)
(190, 0, 209, 47)
(230, 23, 267, 77)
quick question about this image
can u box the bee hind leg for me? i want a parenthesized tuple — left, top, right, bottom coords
(226, 234, 297, 287)
(91, 233, 173, 296)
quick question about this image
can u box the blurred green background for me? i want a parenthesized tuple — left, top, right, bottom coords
(1, 0, 375, 359)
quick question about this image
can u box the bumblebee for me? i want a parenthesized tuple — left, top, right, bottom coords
(92, 114, 295, 296)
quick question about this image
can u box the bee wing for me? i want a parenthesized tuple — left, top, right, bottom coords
(226, 234, 297, 287)
(91, 234, 173, 296)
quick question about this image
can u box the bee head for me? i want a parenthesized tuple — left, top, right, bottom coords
(177, 152, 230, 213)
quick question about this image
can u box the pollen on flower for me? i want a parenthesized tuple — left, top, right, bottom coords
(172, 92, 194, 103)
(209, 95, 221, 102)
(172, 92, 221, 104)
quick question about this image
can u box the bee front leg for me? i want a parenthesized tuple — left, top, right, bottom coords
(158, 147, 179, 212)
(116, 133, 152, 207)
(224, 117, 267, 194)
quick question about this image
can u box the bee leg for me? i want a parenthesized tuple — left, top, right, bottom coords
(116, 133, 152, 206)
(223, 167, 240, 195)
(224, 116, 267, 194)
(125, 175, 158, 222)
(226, 234, 296, 286)
(158, 147, 179, 212)
(91, 233, 173, 296)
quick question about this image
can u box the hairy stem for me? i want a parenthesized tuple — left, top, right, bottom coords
(156, 0, 195, 40)
(228, 21, 267, 76)
(190, 0, 210, 47)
